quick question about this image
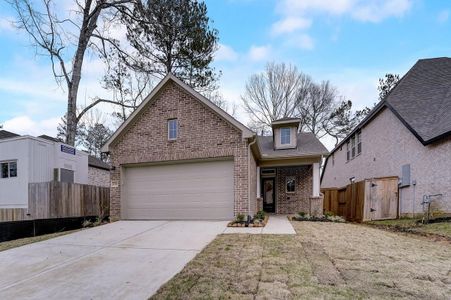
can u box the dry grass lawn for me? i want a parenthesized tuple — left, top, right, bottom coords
(367, 218, 451, 239)
(0, 230, 78, 252)
(151, 221, 451, 299)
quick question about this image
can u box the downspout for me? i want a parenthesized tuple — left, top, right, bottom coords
(248, 136, 257, 219)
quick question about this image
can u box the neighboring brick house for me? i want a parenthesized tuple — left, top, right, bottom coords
(322, 57, 451, 216)
(88, 156, 111, 187)
(102, 74, 328, 220)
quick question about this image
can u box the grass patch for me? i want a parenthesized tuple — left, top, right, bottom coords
(0, 230, 79, 252)
(151, 222, 451, 299)
(366, 218, 451, 239)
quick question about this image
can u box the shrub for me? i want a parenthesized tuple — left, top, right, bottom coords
(236, 213, 245, 223)
(326, 215, 345, 223)
(82, 220, 93, 228)
(255, 210, 266, 221)
(298, 211, 306, 217)
(324, 211, 335, 218)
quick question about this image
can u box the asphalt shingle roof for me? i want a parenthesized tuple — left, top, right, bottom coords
(0, 130, 20, 140)
(385, 57, 451, 143)
(88, 156, 111, 171)
(257, 132, 329, 158)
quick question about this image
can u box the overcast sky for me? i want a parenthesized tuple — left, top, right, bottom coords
(0, 0, 450, 149)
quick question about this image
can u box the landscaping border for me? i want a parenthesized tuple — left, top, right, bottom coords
(227, 215, 269, 227)
(0, 216, 98, 242)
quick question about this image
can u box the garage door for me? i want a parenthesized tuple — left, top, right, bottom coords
(122, 160, 234, 220)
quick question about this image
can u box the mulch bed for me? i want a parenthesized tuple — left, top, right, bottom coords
(227, 215, 269, 227)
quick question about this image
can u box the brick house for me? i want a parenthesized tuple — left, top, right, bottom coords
(102, 74, 328, 220)
(321, 57, 451, 216)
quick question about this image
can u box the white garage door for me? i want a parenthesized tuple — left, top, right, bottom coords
(122, 160, 234, 220)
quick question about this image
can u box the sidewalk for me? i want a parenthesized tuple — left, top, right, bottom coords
(223, 215, 296, 234)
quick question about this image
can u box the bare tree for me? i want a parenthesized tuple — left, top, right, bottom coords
(201, 90, 238, 118)
(241, 62, 311, 133)
(8, 0, 134, 146)
(101, 48, 154, 126)
(297, 80, 337, 138)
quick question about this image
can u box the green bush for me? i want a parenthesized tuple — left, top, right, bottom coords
(324, 211, 335, 218)
(254, 210, 266, 220)
(236, 213, 245, 223)
(326, 215, 345, 223)
(298, 211, 306, 217)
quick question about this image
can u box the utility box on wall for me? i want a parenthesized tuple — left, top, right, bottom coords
(400, 164, 411, 188)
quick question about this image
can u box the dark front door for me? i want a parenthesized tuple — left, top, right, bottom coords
(263, 179, 275, 213)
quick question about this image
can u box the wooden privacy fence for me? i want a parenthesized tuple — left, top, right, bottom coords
(0, 182, 109, 222)
(322, 177, 398, 222)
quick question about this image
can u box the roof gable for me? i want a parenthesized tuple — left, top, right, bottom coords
(257, 132, 329, 159)
(385, 57, 451, 144)
(102, 74, 254, 152)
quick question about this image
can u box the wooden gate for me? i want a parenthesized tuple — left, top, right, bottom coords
(322, 177, 398, 222)
(363, 177, 398, 220)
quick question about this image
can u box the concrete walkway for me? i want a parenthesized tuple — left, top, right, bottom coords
(223, 215, 296, 234)
(0, 220, 227, 300)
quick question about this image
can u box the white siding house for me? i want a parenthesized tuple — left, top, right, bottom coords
(0, 133, 88, 208)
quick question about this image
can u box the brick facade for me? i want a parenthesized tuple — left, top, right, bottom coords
(88, 167, 110, 188)
(108, 81, 252, 220)
(276, 166, 313, 214)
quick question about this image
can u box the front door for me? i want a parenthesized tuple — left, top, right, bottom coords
(263, 179, 275, 213)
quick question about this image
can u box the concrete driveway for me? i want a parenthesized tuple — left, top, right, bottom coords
(0, 220, 227, 300)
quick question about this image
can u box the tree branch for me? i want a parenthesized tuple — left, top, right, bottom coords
(77, 98, 137, 122)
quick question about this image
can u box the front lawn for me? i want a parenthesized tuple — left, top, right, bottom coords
(366, 218, 451, 239)
(151, 222, 451, 299)
(0, 230, 78, 252)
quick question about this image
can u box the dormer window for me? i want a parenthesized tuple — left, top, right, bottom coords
(168, 119, 178, 140)
(280, 127, 291, 145)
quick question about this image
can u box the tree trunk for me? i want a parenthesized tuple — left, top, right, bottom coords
(65, 1, 101, 145)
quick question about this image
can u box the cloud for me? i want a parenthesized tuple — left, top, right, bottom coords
(248, 45, 271, 61)
(287, 34, 315, 50)
(351, 0, 412, 22)
(437, 10, 449, 24)
(0, 16, 15, 34)
(271, 16, 312, 35)
(2, 116, 60, 137)
(275, 0, 412, 24)
(215, 43, 239, 62)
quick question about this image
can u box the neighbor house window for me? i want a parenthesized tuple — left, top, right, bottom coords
(346, 141, 350, 161)
(286, 176, 296, 193)
(351, 136, 356, 158)
(356, 131, 362, 155)
(1, 161, 17, 179)
(280, 127, 291, 145)
(168, 119, 178, 140)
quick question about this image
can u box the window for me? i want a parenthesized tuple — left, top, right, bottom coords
(1, 161, 17, 179)
(346, 141, 350, 161)
(346, 131, 362, 161)
(286, 176, 296, 193)
(280, 127, 291, 145)
(168, 119, 178, 140)
(356, 131, 362, 155)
